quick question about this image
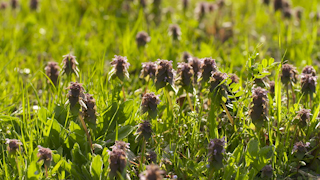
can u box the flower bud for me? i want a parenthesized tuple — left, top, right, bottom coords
(201, 58, 217, 83)
(189, 57, 202, 84)
(110, 55, 130, 81)
(29, 0, 38, 10)
(45, 62, 59, 86)
(302, 65, 316, 76)
(281, 64, 298, 85)
(136, 31, 150, 47)
(137, 120, 152, 140)
(208, 137, 225, 169)
(108, 148, 127, 178)
(140, 62, 157, 79)
(5, 139, 22, 154)
(155, 60, 174, 90)
(37, 145, 52, 167)
(61, 54, 79, 77)
(301, 73, 317, 95)
(176, 62, 193, 89)
(168, 24, 181, 41)
(209, 71, 227, 93)
(249, 87, 268, 127)
(67, 82, 85, 109)
(141, 93, 160, 118)
(82, 93, 97, 124)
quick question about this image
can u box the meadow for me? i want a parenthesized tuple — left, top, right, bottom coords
(1, 0, 320, 179)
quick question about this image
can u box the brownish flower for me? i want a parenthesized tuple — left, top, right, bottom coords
(61, 54, 79, 77)
(208, 3, 217, 13)
(140, 0, 146, 8)
(11, 0, 18, 9)
(139, 164, 165, 180)
(182, 0, 189, 11)
(176, 62, 193, 89)
(201, 58, 217, 83)
(82, 93, 97, 124)
(29, 0, 38, 10)
(296, 109, 311, 127)
(249, 87, 268, 127)
(182, 52, 192, 63)
(45, 62, 60, 86)
(137, 120, 152, 140)
(230, 74, 239, 84)
(302, 65, 316, 76)
(5, 139, 22, 154)
(110, 55, 130, 81)
(262, 0, 270, 5)
(195, 2, 207, 21)
(140, 62, 157, 79)
(0, 2, 7, 9)
(274, 0, 284, 11)
(281, 64, 298, 85)
(136, 31, 151, 47)
(37, 145, 52, 166)
(67, 82, 86, 109)
(108, 148, 127, 178)
(141, 93, 160, 118)
(209, 71, 227, 93)
(282, 8, 292, 19)
(295, 7, 303, 20)
(168, 24, 182, 41)
(155, 60, 174, 90)
(208, 137, 225, 169)
(110, 141, 130, 151)
(268, 81, 275, 95)
(301, 74, 317, 95)
(189, 57, 202, 84)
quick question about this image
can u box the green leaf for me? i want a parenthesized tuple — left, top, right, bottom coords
(105, 125, 135, 142)
(27, 160, 41, 180)
(90, 155, 103, 180)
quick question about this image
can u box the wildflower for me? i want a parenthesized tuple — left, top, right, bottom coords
(262, 0, 270, 5)
(208, 3, 217, 13)
(110, 141, 130, 151)
(61, 54, 79, 77)
(249, 87, 268, 127)
(146, 151, 157, 164)
(296, 109, 311, 127)
(282, 8, 292, 19)
(182, 0, 189, 11)
(230, 74, 239, 84)
(261, 165, 273, 178)
(11, 0, 18, 9)
(216, 0, 225, 9)
(141, 93, 160, 118)
(195, 2, 207, 21)
(45, 62, 60, 86)
(274, 0, 284, 11)
(268, 81, 275, 95)
(136, 31, 151, 47)
(82, 93, 97, 124)
(301, 73, 317, 95)
(209, 71, 227, 93)
(29, 0, 38, 10)
(67, 82, 86, 109)
(110, 55, 130, 81)
(295, 7, 303, 20)
(139, 164, 165, 180)
(182, 52, 192, 63)
(108, 148, 127, 178)
(201, 58, 217, 83)
(280, 64, 298, 85)
(137, 120, 152, 140)
(208, 137, 226, 169)
(37, 146, 52, 166)
(0, 2, 7, 9)
(140, 62, 157, 79)
(189, 57, 202, 84)
(292, 141, 310, 160)
(302, 66, 316, 76)
(155, 60, 174, 90)
(5, 139, 22, 154)
(176, 62, 193, 89)
(310, 12, 320, 21)
(140, 0, 146, 8)
(168, 24, 182, 41)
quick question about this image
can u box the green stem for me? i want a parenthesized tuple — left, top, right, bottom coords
(79, 115, 93, 153)
(186, 91, 194, 112)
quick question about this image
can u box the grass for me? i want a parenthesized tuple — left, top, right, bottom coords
(1, 0, 320, 179)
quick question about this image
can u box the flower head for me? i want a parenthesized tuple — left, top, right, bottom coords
(230, 74, 239, 84)
(176, 62, 193, 89)
(208, 137, 226, 169)
(268, 81, 275, 95)
(208, 3, 217, 13)
(249, 87, 268, 127)
(182, 0, 189, 11)
(292, 141, 310, 160)
(0, 2, 7, 9)
(182, 52, 192, 63)
(67, 82, 86, 109)
(274, 0, 284, 11)
(61, 54, 79, 77)
(82, 93, 97, 124)
(110, 141, 130, 151)
(295, 7, 303, 20)
(189, 57, 202, 84)
(168, 24, 181, 41)
(281, 64, 298, 85)
(282, 8, 292, 19)
(296, 109, 311, 127)
(195, 2, 207, 21)
(29, 0, 38, 10)
(141, 93, 160, 118)
(110, 55, 130, 81)
(209, 71, 227, 93)
(201, 58, 217, 83)
(5, 139, 22, 154)
(155, 60, 174, 90)
(108, 148, 127, 178)
(45, 62, 60, 86)
(301, 73, 317, 95)
(302, 66, 316, 76)
(140, 62, 157, 79)
(37, 145, 52, 166)
(137, 120, 152, 140)
(11, 0, 18, 9)
(139, 164, 165, 180)
(262, 0, 270, 5)
(136, 31, 151, 47)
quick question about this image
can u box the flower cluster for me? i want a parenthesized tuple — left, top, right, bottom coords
(62, 54, 79, 77)
(281, 64, 298, 85)
(140, 62, 157, 79)
(136, 31, 150, 47)
(82, 93, 97, 124)
(110, 55, 130, 81)
(155, 60, 174, 90)
(45, 62, 60, 86)
(67, 82, 85, 109)
(249, 87, 268, 128)
(176, 62, 194, 89)
(108, 141, 129, 178)
(5, 139, 22, 154)
(201, 58, 217, 83)
(208, 137, 226, 169)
